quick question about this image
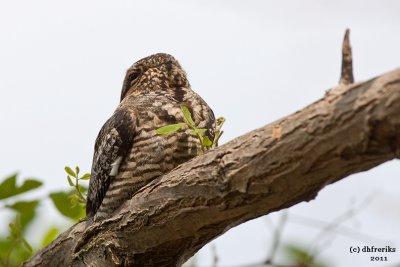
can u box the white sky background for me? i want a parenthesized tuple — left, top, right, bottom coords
(1, 1, 400, 266)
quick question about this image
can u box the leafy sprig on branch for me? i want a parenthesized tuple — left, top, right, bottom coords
(156, 105, 225, 153)
(64, 166, 90, 206)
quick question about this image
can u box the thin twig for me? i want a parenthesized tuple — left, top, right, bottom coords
(210, 243, 218, 267)
(308, 195, 375, 258)
(288, 213, 385, 244)
(339, 28, 354, 85)
(265, 211, 288, 265)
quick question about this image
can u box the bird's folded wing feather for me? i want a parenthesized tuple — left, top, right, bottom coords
(86, 109, 135, 218)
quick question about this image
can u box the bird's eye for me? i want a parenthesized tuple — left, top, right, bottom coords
(129, 70, 141, 85)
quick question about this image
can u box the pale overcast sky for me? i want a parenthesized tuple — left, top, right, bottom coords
(1, 1, 400, 266)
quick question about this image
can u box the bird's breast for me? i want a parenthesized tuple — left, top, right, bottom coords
(117, 121, 201, 185)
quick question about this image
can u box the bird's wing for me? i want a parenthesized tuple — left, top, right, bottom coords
(86, 109, 135, 218)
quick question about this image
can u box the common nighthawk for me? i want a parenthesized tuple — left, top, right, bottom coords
(86, 53, 215, 221)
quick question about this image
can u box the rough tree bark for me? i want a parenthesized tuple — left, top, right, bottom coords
(23, 33, 400, 266)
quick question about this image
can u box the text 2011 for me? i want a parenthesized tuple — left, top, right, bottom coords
(371, 257, 387, 261)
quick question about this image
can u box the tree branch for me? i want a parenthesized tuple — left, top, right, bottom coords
(22, 67, 400, 266)
(339, 29, 354, 85)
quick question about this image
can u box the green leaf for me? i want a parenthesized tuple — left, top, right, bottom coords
(180, 105, 195, 127)
(18, 179, 42, 193)
(155, 123, 185, 135)
(77, 184, 88, 193)
(64, 166, 76, 178)
(41, 227, 60, 247)
(0, 239, 13, 258)
(193, 128, 207, 135)
(0, 174, 18, 198)
(0, 174, 42, 200)
(216, 117, 226, 128)
(69, 193, 80, 206)
(0, 227, 32, 263)
(80, 173, 91, 180)
(202, 136, 213, 147)
(283, 244, 328, 267)
(285, 245, 312, 262)
(75, 166, 80, 176)
(67, 176, 74, 186)
(49, 191, 85, 221)
(6, 200, 39, 229)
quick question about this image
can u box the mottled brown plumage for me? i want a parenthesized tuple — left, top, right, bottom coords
(86, 53, 215, 222)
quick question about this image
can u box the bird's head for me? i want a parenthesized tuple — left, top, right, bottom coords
(120, 53, 189, 101)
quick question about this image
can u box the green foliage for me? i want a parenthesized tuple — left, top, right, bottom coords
(64, 166, 89, 207)
(156, 105, 225, 153)
(0, 174, 42, 200)
(0, 168, 89, 267)
(6, 201, 39, 229)
(48, 166, 89, 222)
(0, 173, 43, 267)
(155, 123, 186, 135)
(0, 167, 333, 267)
(213, 116, 225, 147)
(40, 227, 59, 247)
(283, 244, 329, 267)
(0, 215, 33, 267)
(49, 191, 85, 222)
(181, 105, 195, 126)
(8, 216, 32, 254)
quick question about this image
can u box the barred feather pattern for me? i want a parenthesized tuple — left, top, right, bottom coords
(86, 53, 215, 222)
